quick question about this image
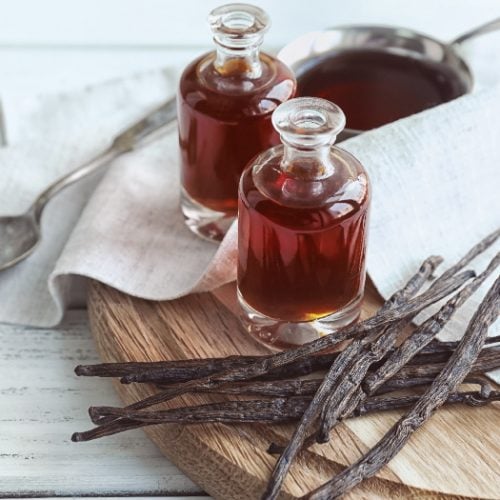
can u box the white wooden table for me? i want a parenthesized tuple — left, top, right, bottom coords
(0, 310, 208, 499)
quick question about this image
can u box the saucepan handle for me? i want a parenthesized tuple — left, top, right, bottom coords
(450, 17, 500, 46)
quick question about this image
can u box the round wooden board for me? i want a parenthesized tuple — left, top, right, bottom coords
(88, 280, 500, 500)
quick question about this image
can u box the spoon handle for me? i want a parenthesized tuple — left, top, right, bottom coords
(450, 17, 500, 46)
(30, 97, 177, 221)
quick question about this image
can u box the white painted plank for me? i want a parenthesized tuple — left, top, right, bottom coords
(0, 0, 498, 47)
(0, 312, 208, 497)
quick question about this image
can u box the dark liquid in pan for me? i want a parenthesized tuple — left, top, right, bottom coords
(296, 49, 469, 131)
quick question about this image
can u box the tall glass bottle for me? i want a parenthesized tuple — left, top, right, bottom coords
(237, 97, 370, 349)
(177, 3, 296, 241)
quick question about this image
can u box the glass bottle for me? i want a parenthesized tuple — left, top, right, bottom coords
(177, 3, 296, 241)
(237, 97, 370, 349)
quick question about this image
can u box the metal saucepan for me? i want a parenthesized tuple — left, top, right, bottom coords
(278, 18, 500, 138)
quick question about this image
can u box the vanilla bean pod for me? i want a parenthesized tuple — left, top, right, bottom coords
(74, 334, 500, 384)
(78, 353, 352, 385)
(377, 256, 444, 312)
(92, 268, 467, 431)
(75, 356, 262, 380)
(73, 337, 499, 388)
(155, 347, 498, 397)
(314, 231, 500, 440)
(310, 239, 496, 447)
(74, 351, 379, 384)
(432, 228, 500, 282)
(261, 257, 455, 500)
(106, 388, 500, 425)
(317, 252, 500, 443)
(364, 253, 500, 396)
(122, 342, 453, 386)
(121, 351, 340, 385)
(355, 387, 499, 414)
(90, 329, 497, 440)
(373, 372, 495, 395)
(399, 344, 500, 366)
(386, 232, 500, 366)
(264, 231, 499, 497)
(72, 386, 500, 443)
(97, 397, 310, 424)
(268, 342, 499, 453)
(305, 276, 500, 500)
(269, 374, 497, 455)
(178, 378, 323, 398)
(393, 346, 500, 379)
(297, 356, 499, 424)
(424, 334, 500, 354)
(314, 233, 500, 444)
(72, 418, 145, 442)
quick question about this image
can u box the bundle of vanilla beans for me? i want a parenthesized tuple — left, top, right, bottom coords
(74, 229, 500, 500)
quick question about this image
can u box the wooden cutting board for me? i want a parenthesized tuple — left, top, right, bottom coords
(87, 280, 500, 500)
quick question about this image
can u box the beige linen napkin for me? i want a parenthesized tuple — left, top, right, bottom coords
(0, 69, 177, 324)
(0, 70, 498, 361)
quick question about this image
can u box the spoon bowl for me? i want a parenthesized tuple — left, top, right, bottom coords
(0, 213, 40, 271)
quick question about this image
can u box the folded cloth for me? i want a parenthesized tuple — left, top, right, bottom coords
(0, 69, 498, 365)
(53, 84, 500, 350)
(0, 69, 178, 324)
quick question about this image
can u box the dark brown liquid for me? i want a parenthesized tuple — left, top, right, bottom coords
(238, 167, 369, 322)
(297, 49, 468, 131)
(178, 53, 296, 213)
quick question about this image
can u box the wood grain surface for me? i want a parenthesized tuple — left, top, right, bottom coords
(88, 280, 500, 500)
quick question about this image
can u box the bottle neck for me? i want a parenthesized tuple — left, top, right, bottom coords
(214, 41, 262, 78)
(281, 142, 335, 179)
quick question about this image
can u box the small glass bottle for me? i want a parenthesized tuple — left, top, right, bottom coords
(177, 3, 296, 241)
(237, 97, 370, 349)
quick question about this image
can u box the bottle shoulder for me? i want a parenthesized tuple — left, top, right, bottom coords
(240, 145, 370, 227)
(178, 51, 296, 118)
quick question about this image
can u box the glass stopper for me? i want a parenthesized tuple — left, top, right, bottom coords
(272, 97, 346, 149)
(208, 3, 271, 49)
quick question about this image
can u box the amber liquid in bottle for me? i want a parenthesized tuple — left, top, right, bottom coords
(178, 4, 296, 241)
(179, 54, 296, 213)
(237, 97, 370, 349)
(238, 180, 368, 322)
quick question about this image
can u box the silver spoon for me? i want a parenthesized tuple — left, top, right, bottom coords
(0, 98, 177, 271)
